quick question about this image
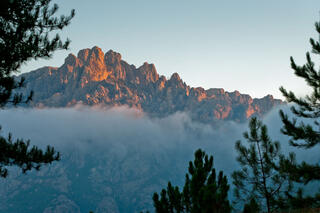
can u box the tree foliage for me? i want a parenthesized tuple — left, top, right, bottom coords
(0, 0, 75, 74)
(277, 18, 320, 209)
(0, 131, 60, 177)
(151, 149, 231, 213)
(242, 198, 260, 213)
(279, 19, 320, 183)
(0, 0, 74, 177)
(232, 117, 292, 213)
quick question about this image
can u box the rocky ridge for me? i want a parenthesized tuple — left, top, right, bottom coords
(19, 46, 283, 122)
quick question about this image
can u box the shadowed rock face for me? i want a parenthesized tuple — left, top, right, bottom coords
(19, 46, 283, 122)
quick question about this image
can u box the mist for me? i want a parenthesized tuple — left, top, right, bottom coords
(0, 105, 246, 174)
(0, 105, 318, 212)
(0, 104, 317, 169)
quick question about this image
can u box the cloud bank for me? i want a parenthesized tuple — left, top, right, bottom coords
(0, 105, 318, 212)
(0, 105, 246, 173)
(0, 105, 317, 168)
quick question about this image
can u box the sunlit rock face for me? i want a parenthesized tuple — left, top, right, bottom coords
(19, 46, 283, 122)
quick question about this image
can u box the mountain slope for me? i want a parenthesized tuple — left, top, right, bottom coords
(19, 46, 283, 122)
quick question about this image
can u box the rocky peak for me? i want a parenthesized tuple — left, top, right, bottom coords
(170, 73, 181, 82)
(77, 48, 90, 63)
(190, 87, 207, 101)
(253, 94, 280, 107)
(137, 62, 159, 83)
(167, 72, 187, 91)
(206, 88, 225, 97)
(228, 91, 252, 104)
(76, 46, 105, 65)
(139, 62, 157, 72)
(105, 50, 122, 65)
(62, 53, 79, 74)
(230, 90, 240, 96)
(20, 46, 284, 123)
(264, 94, 274, 100)
(87, 46, 105, 63)
(77, 46, 108, 82)
(157, 75, 167, 90)
(253, 95, 275, 103)
(104, 50, 126, 81)
(64, 53, 78, 67)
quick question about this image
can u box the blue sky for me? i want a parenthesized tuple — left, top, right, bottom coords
(21, 0, 320, 99)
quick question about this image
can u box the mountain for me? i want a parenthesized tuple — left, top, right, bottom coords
(19, 46, 283, 122)
(1, 47, 286, 212)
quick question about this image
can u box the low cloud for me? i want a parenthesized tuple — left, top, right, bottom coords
(0, 105, 318, 212)
(0, 104, 318, 178)
(0, 105, 246, 173)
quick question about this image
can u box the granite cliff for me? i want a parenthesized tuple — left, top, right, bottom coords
(2, 47, 286, 212)
(19, 46, 283, 122)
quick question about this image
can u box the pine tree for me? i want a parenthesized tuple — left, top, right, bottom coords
(0, 0, 74, 177)
(242, 198, 260, 213)
(232, 117, 292, 213)
(151, 149, 231, 213)
(279, 18, 320, 184)
(278, 17, 320, 209)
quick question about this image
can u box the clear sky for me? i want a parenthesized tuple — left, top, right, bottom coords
(20, 0, 320, 99)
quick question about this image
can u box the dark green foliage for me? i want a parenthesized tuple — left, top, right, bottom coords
(286, 188, 320, 209)
(243, 198, 260, 213)
(232, 117, 292, 213)
(0, 0, 75, 75)
(0, 130, 60, 177)
(279, 19, 320, 183)
(278, 18, 320, 209)
(0, 0, 74, 106)
(0, 0, 74, 177)
(151, 149, 231, 213)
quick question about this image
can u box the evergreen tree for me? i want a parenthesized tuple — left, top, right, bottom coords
(279, 18, 320, 184)
(232, 117, 292, 213)
(242, 198, 260, 213)
(151, 149, 231, 213)
(278, 17, 320, 209)
(0, 0, 74, 177)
